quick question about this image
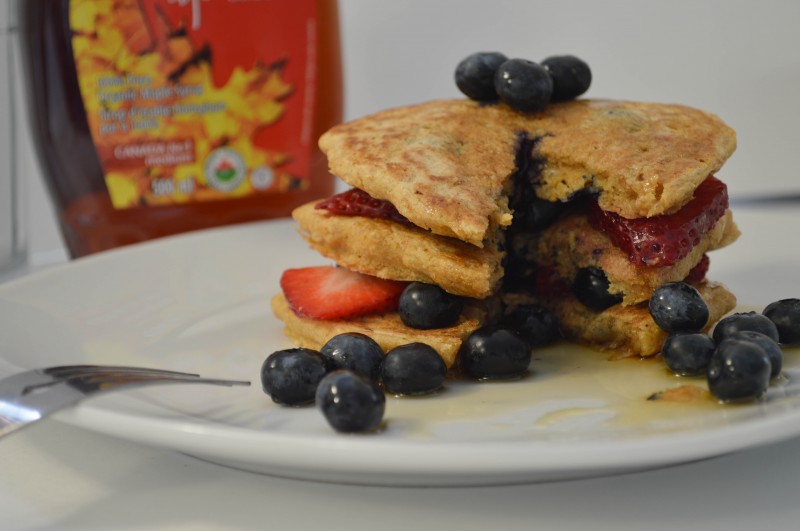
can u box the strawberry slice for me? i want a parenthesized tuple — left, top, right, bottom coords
(684, 254, 710, 284)
(315, 188, 411, 225)
(587, 176, 728, 267)
(280, 266, 408, 320)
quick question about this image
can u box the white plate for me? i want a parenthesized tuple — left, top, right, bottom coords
(2, 213, 800, 487)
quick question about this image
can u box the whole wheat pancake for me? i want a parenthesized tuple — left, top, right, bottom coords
(292, 201, 504, 299)
(505, 281, 736, 358)
(320, 99, 736, 247)
(271, 293, 488, 368)
(275, 97, 740, 362)
(524, 209, 740, 305)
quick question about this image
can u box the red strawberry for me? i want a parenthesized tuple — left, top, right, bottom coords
(587, 176, 728, 267)
(315, 188, 410, 225)
(684, 254, 710, 284)
(280, 266, 408, 320)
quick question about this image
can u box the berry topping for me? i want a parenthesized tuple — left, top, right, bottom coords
(315, 188, 410, 225)
(649, 282, 709, 334)
(684, 254, 710, 284)
(381, 343, 447, 396)
(541, 55, 592, 101)
(398, 282, 463, 330)
(587, 176, 729, 267)
(502, 304, 561, 347)
(320, 332, 385, 383)
(726, 331, 783, 378)
(458, 326, 532, 380)
(454, 51, 508, 101)
(573, 266, 623, 311)
(661, 332, 715, 376)
(316, 371, 385, 433)
(280, 266, 408, 320)
(712, 311, 780, 344)
(707, 340, 771, 402)
(763, 298, 800, 345)
(494, 59, 553, 113)
(513, 196, 565, 231)
(533, 265, 572, 298)
(261, 348, 329, 406)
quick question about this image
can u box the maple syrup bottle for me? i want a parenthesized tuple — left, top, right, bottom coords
(20, 0, 342, 257)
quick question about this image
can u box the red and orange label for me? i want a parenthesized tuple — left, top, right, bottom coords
(70, 0, 317, 209)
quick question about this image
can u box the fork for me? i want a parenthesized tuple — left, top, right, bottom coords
(0, 365, 251, 439)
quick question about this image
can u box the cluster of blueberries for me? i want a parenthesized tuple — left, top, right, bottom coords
(455, 52, 591, 112)
(262, 284, 800, 433)
(262, 282, 560, 433)
(649, 283, 800, 401)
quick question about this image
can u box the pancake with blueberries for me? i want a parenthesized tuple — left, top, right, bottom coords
(317, 98, 736, 245)
(274, 57, 739, 362)
(271, 292, 488, 368)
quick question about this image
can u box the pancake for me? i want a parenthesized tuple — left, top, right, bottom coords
(275, 97, 739, 362)
(319, 99, 736, 247)
(292, 201, 503, 299)
(524, 209, 740, 305)
(271, 293, 488, 368)
(504, 281, 737, 358)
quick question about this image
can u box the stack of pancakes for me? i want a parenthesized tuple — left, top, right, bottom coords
(272, 98, 739, 365)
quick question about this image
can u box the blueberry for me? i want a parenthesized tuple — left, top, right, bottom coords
(763, 298, 800, 344)
(661, 332, 715, 376)
(399, 282, 463, 329)
(381, 343, 447, 395)
(458, 325, 532, 380)
(261, 348, 329, 406)
(316, 371, 385, 433)
(712, 311, 780, 343)
(320, 332, 384, 383)
(502, 304, 560, 347)
(541, 55, 592, 101)
(494, 58, 553, 113)
(727, 331, 783, 378)
(649, 282, 709, 334)
(707, 340, 771, 402)
(573, 267, 622, 311)
(454, 51, 508, 101)
(515, 197, 565, 231)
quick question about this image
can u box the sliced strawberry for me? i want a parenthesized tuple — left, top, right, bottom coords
(280, 266, 408, 320)
(587, 176, 728, 267)
(684, 254, 710, 284)
(315, 188, 411, 225)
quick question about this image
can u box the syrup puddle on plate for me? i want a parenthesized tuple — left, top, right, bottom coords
(383, 342, 800, 442)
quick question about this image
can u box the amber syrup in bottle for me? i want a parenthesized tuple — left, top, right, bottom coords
(20, 0, 342, 257)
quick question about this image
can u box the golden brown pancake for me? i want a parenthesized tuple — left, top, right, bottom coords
(274, 97, 739, 362)
(319, 99, 736, 247)
(292, 201, 503, 299)
(524, 209, 740, 305)
(271, 293, 488, 368)
(504, 281, 736, 358)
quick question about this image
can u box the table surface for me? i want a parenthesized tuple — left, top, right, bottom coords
(2, 203, 800, 530)
(2, 420, 800, 531)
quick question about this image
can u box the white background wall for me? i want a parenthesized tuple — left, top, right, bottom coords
(13, 0, 800, 258)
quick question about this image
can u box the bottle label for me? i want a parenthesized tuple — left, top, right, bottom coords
(69, 0, 317, 209)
